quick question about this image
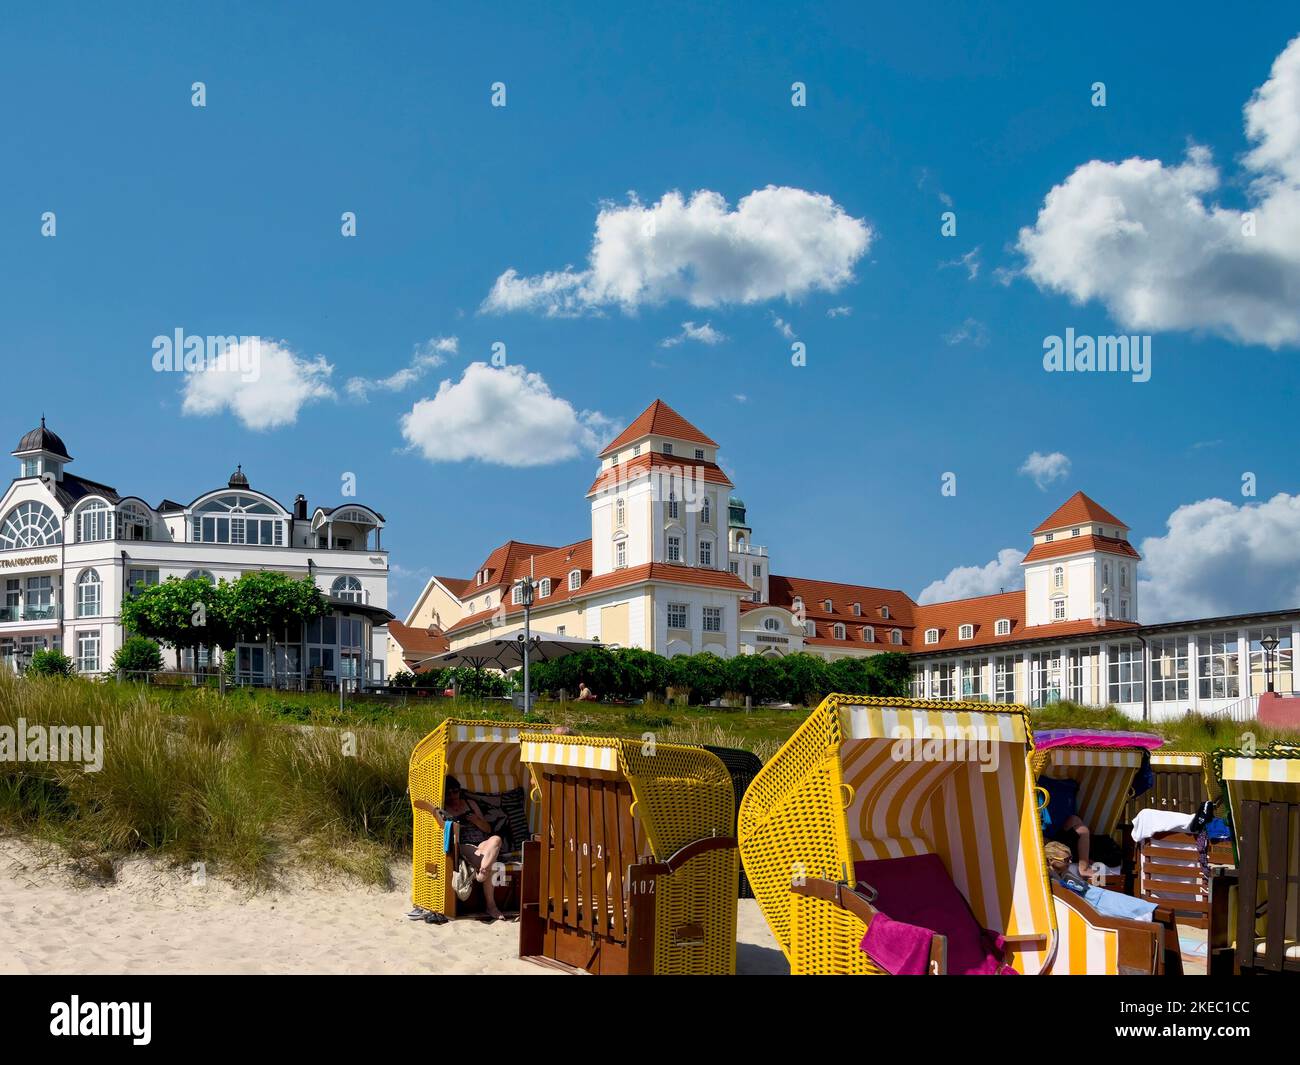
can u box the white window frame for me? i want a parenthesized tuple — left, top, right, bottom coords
(76, 569, 101, 618)
(832, 623, 846, 640)
(698, 539, 712, 567)
(615, 540, 627, 569)
(891, 629, 903, 645)
(667, 602, 688, 629)
(703, 607, 722, 633)
(994, 618, 1011, 636)
(666, 535, 681, 563)
(925, 628, 939, 645)
(568, 569, 581, 591)
(958, 624, 974, 641)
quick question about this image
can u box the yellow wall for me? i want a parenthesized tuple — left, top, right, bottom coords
(601, 602, 630, 647)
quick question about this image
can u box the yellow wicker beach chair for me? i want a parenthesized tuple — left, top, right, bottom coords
(516, 732, 737, 975)
(1208, 747, 1300, 975)
(738, 695, 1163, 975)
(408, 719, 537, 918)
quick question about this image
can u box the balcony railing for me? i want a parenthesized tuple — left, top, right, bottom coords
(733, 542, 767, 556)
(0, 606, 17, 622)
(21, 605, 59, 621)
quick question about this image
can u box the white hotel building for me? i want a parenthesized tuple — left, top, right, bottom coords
(0, 420, 392, 685)
(396, 399, 1296, 722)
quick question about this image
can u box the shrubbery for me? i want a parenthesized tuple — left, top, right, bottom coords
(26, 649, 73, 677)
(388, 666, 511, 698)
(529, 647, 910, 706)
(111, 636, 165, 676)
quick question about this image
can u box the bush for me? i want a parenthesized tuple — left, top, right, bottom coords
(27, 649, 73, 677)
(723, 654, 782, 704)
(111, 636, 165, 676)
(667, 652, 728, 705)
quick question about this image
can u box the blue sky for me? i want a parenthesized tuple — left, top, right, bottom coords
(2, 3, 1298, 621)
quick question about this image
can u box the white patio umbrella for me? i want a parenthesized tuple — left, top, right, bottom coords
(416, 628, 603, 710)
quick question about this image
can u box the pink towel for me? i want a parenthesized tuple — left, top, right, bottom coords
(855, 853, 1019, 975)
(860, 911, 937, 975)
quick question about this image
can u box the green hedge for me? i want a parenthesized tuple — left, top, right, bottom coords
(528, 647, 910, 706)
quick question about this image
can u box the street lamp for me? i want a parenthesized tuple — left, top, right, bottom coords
(1261, 634, 1281, 694)
(518, 576, 536, 716)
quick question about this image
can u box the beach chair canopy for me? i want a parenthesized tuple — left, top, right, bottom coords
(739, 695, 1059, 975)
(1032, 728, 1163, 839)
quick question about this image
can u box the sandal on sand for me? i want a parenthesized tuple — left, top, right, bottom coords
(477, 913, 500, 924)
(406, 907, 430, 920)
(423, 912, 448, 925)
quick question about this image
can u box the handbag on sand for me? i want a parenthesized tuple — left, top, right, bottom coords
(452, 860, 475, 901)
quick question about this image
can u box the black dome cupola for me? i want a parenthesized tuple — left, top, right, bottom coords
(228, 464, 250, 489)
(13, 415, 72, 461)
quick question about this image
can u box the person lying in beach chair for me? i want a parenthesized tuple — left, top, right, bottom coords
(1039, 775, 1098, 877)
(439, 775, 508, 922)
(1045, 842, 1157, 923)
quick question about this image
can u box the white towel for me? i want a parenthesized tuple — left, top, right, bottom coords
(1131, 808, 1193, 844)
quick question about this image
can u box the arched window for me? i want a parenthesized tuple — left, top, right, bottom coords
(862, 626, 875, 643)
(832, 623, 846, 640)
(78, 500, 112, 542)
(331, 575, 363, 603)
(891, 628, 903, 645)
(852, 603, 862, 616)
(995, 618, 1011, 636)
(958, 623, 974, 640)
(186, 569, 216, 584)
(763, 617, 781, 632)
(1120, 564, 1128, 589)
(76, 569, 101, 617)
(118, 503, 153, 542)
(1053, 566, 1064, 589)
(822, 599, 833, 613)
(0, 501, 62, 549)
(192, 493, 284, 546)
(568, 569, 581, 591)
(1103, 562, 1111, 588)
(880, 605, 891, 619)
(615, 497, 626, 527)
(701, 498, 711, 524)
(538, 578, 551, 598)
(667, 492, 679, 520)
(924, 628, 939, 645)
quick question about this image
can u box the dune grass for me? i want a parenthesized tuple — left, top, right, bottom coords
(1, 676, 1291, 887)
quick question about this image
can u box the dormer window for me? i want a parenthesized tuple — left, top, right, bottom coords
(924, 628, 939, 645)
(862, 626, 875, 643)
(880, 605, 890, 619)
(538, 578, 551, 598)
(694, 448, 705, 461)
(852, 602, 861, 616)
(568, 569, 581, 591)
(1045, 532, 1054, 542)
(512, 583, 524, 605)
(822, 599, 832, 612)
(891, 629, 903, 645)
(832, 623, 846, 640)
(956, 624, 972, 640)
(995, 618, 1011, 636)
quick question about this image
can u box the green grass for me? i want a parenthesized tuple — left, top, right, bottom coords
(1, 677, 1290, 888)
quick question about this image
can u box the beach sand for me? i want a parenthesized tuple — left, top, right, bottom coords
(0, 838, 789, 975)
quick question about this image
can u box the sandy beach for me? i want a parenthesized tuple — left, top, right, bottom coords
(0, 838, 788, 976)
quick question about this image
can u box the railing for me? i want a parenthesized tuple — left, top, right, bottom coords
(733, 542, 767, 557)
(0, 606, 16, 622)
(21, 605, 58, 621)
(1209, 694, 1260, 722)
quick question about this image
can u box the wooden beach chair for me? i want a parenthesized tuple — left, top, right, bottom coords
(408, 719, 536, 919)
(1209, 747, 1300, 975)
(517, 733, 738, 975)
(737, 695, 1161, 975)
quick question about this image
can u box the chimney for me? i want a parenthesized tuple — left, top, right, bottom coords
(294, 494, 308, 520)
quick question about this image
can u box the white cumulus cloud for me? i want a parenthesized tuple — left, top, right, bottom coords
(1017, 34, 1300, 347)
(660, 321, 726, 347)
(347, 336, 459, 400)
(1019, 450, 1072, 490)
(918, 548, 1026, 604)
(482, 186, 873, 316)
(180, 337, 333, 431)
(1139, 493, 1300, 622)
(400, 362, 615, 467)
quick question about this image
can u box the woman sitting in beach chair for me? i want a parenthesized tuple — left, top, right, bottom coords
(440, 775, 507, 921)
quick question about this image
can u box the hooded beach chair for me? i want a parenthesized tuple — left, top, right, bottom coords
(704, 744, 764, 899)
(516, 732, 738, 975)
(737, 695, 1161, 975)
(1208, 746, 1300, 975)
(408, 719, 536, 918)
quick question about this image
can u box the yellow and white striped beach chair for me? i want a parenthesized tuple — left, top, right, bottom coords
(408, 719, 537, 918)
(516, 733, 738, 975)
(1209, 747, 1300, 975)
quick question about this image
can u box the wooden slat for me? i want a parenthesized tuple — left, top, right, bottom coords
(563, 775, 577, 928)
(591, 778, 609, 935)
(1234, 799, 1260, 974)
(606, 781, 626, 941)
(1263, 802, 1290, 972)
(546, 773, 561, 921)
(1143, 844, 1203, 861)
(576, 777, 592, 934)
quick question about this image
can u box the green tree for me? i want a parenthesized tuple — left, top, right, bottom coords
(120, 576, 226, 670)
(776, 652, 832, 706)
(667, 652, 728, 705)
(614, 647, 669, 700)
(724, 653, 782, 705)
(862, 652, 911, 696)
(225, 572, 328, 685)
(27, 648, 73, 676)
(111, 635, 165, 676)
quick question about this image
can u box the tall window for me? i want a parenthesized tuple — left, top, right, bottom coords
(832, 623, 846, 640)
(192, 494, 284, 546)
(538, 578, 551, 598)
(1108, 642, 1144, 703)
(933, 662, 954, 699)
(1068, 646, 1100, 703)
(862, 626, 875, 643)
(568, 569, 581, 591)
(76, 569, 101, 618)
(1031, 650, 1063, 706)
(703, 607, 722, 633)
(118, 503, 153, 541)
(880, 605, 890, 619)
(332, 575, 363, 603)
(615, 497, 625, 527)
(78, 501, 112, 542)
(701, 498, 711, 525)
(615, 540, 627, 568)
(666, 535, 681, 562)
(1053, 599, 1066, 621)
(24, 576, 53, 619)
(1249, 627, 1294, 694)
(511, 582, 524, 605)
(912, 667, 927, 698)
(1120, 564, 1128, 589)
(994, 654, 1022, 702)
(822, 599, 832, 612)
(1152, 635, 1192, 701)
(960, 659, 987, 701)
(667, 603, 688, 629)
(0, 501, 62, 549)
(667, 492, 679, 520)
(1053, 566, 1063, 589)
(1197, 631, 1239, 700)
(698, 539, 712, 567)
(891, 629, 902, 645)
(1103, 562, 1111, 588)
(76, 630, 101, 673)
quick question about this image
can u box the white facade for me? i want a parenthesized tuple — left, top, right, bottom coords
(0, 421, 391, 684)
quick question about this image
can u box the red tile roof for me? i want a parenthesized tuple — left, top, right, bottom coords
(586, 451, 734, 495)
(1022, 534, 1141, 563)
(387, 622, 451, 664)
(764, 574, 917, 649)
(599, 399, 718, 457)
(1033, 491, 1127, 534)
(434, 575, 473, 597)
(910, 589, 1138, 653)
